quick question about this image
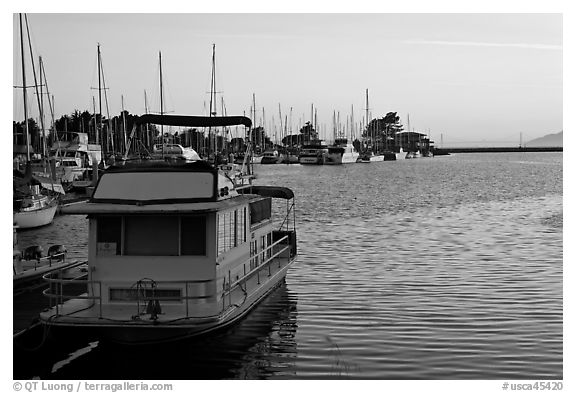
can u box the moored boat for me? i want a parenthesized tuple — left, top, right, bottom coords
(299, 140, 328, 165)
(325, 145, 345, 165)
(260, 149, 282, 164)
(39, 114, 298, 344)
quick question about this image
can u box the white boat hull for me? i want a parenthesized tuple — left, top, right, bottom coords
(40, 255, 295, 344)
(13, 203, 57, 229)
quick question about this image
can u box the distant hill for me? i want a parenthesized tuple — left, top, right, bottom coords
(525, 131, 563, 147)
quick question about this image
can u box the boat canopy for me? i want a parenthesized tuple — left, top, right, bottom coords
(135, 114, 252, 128)
(239, 185, 294, 200)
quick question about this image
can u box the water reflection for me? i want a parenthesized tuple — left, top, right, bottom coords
(15, 283, 298, 380)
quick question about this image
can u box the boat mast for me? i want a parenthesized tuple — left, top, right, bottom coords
(121, 95, 127, 154)
(19, 14, 30, 162)
(278, 104, 283, 147)
(24, 15, 47, 158)
(159, 51, 164, 156)
(38, 56, 47, 157)
(351, 104, 354, 142)
(98, 47, 113, 156)
(252, 93, 256, 152)
(40, 59, 57, 148)
(97, 43, 102, 146)
(209, 44, 217, 157)
(365, 88, 371, 150)
(144, 90, 149, 149)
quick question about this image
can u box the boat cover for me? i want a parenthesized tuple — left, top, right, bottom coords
(135, 114, 252, 128)
(238, 185, 294, 200)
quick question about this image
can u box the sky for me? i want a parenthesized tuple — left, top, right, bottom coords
(11, 11, 563, 147)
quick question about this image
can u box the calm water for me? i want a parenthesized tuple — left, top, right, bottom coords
(14, 152, 563, 380)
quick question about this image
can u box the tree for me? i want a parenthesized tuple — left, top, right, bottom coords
(363, 111, 402, 151)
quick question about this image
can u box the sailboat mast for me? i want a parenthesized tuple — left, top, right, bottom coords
(39, 56, 46, 157)
(252, 93, 256, 151)
(351, 104, 354, 141)
(19, 14, 30, 161)
(208, 44, 217, 157)
(159, 51, 165, 157)
(144, 90, 150, 149)
(97, 43, 102, 145)
(24, 15, 47, 158)
(159, 51, 164, 137)
(365, 88, 371, 149)
(121, 95, 127, 154)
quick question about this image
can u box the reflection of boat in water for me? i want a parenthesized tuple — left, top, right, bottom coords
(39, 114, 298, 345)
(15, 281, 298, 379)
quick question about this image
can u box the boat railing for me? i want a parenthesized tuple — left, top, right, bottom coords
(14, 250, 68, 274)
(221, 232, 295, 311)
(42, 272, 222, 319)
(42, 234, 295, 319)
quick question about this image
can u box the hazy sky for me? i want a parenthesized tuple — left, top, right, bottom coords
(12, 12, 562, 147)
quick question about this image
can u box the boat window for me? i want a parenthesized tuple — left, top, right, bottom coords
(97, 216, 122, 255)
(238, 207, 246, 244)
(180, 216, 206, 255)
(124, 216, 179, 256)
(250, 198, 272, 225)
(217, 207, 247, 256)
(267, 232, 272, 260)
(217, 210, 235, 255)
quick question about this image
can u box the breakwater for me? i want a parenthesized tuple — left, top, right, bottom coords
(436, 146, 562, 154)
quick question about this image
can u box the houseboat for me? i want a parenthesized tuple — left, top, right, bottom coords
(39, 114, 297, 344)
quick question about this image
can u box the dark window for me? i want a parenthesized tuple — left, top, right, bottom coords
(124, 216, 179, 256)
(181, 216, 207, 255)
(97, 216, 122, 255)
(250, 198, 272, 225)
(109, 288, 182, 302)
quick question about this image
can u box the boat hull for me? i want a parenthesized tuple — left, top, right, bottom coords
(40, 255, 296, 345)
(13, 203, 58, 229)
(299, 156, 325, 165)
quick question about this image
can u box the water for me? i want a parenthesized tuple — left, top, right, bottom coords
(14, 152, 563, 379)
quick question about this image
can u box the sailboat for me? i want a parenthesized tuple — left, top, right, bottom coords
(13, 14, 58, 229)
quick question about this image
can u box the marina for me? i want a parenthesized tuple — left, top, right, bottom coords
(11, 12, 563, 384)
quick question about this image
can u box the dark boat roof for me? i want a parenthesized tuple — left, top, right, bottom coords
(135, 114, 252, 128)
(238, 185, 294, 200)
(61, 195, 260, 215)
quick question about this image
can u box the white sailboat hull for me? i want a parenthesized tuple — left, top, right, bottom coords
(13, 203, 58, 229)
